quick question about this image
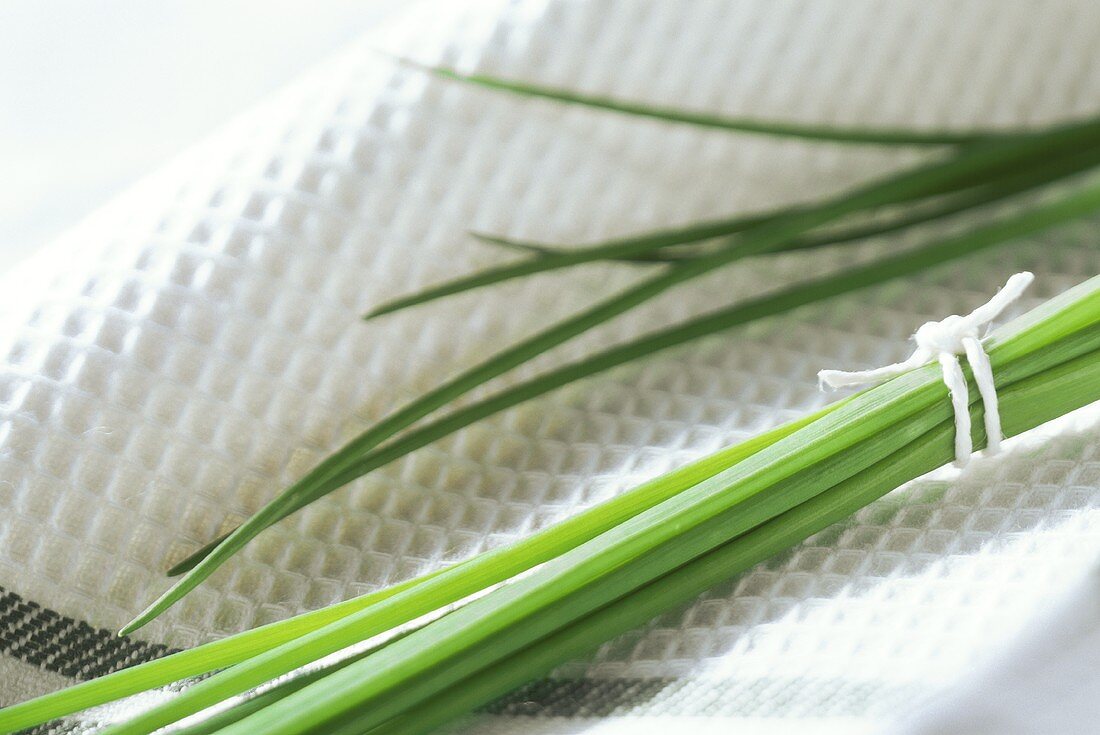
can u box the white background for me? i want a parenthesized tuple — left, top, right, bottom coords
(0, 1, 407, 272)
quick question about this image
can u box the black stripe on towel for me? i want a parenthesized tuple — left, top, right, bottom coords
(0, 586, 174, 681)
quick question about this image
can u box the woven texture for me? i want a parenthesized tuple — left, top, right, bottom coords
(1, 1, 1099, 732)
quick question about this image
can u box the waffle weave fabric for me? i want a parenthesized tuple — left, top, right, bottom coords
(1, 1, 1099, 733)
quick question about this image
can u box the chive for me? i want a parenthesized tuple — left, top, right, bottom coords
(14, 170, 1080, 729)
(368, 145, 1100, 319)
(100, 280, 1100, 735)
(125, 117, 1100, 635)
(363, 348, 1100, 735)
(178, 336, 1100, 735)
(174, 278, 1100, 735)
(79, 412, 826, 735)
(481, 145, 1100, 266)
(127, 175, 1100, 643)
(181, 336, 1092, 735)
(410, 61, 1012, 146)
(365, 118, 1100, 320)
(133, 407, 976, 735)
(0, 405, 837, 732)
(4, 52, 1096, 735)
(164, 621, 426, 735)
(0, 572, 443, 733)
(5, 275, 1096, 735)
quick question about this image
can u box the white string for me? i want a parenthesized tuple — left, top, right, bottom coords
(818, 272, 1034, 467)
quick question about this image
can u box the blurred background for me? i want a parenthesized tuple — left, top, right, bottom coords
(0, 1, 408, 272)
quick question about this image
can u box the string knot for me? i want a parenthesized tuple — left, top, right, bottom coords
(913, 314, 978, 355)
(817, 272, 1034, 467)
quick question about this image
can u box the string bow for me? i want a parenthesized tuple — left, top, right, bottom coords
(818, 272, 1034, 467)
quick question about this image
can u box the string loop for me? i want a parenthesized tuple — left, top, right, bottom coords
(818, 272, 1034, 467)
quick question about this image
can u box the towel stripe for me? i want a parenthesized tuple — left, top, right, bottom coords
(0, 586, 173, 682)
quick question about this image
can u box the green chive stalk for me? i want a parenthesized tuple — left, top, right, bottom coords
(4, 255, 1095, 735)
(376, 146, 1100, 314)
(171, 174, 1100, 581)
(176, 337, 1100, 735)
(13, 182, 1100, 733)
(122, 117, 1100, 634)
(91, 275, 1100, 735)
(75, 414, 830, 735)
(476, 146, 1100, 267)
(411, 62, 1016, 145)
(94, 347, 1100, 735)
(245, 180, 1100, 555)
(3, 58, 1098, 735)
(357, 348, 1100, 735)
(197, 276, 1100, 735)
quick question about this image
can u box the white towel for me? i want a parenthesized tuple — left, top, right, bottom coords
(1, 2, 1099, 733)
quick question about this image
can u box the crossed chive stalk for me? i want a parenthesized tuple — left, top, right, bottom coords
(137, 66, 1100, 633)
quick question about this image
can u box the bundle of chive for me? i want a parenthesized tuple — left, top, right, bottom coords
(3, 66, 1100, 735)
